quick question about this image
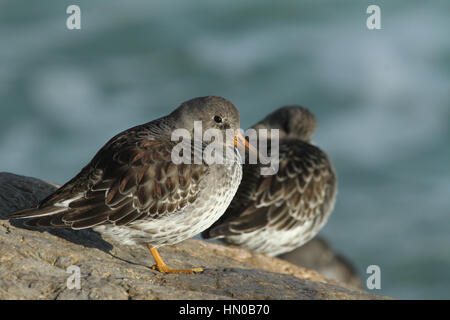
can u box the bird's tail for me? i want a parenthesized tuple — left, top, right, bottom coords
(9, 206, 67, 219)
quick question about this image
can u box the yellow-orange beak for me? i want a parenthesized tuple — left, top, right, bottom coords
(234, 132, 259, 160)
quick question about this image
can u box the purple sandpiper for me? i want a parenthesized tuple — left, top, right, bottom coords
(10, 96, 254, 273)
(202, 106, 337, 257)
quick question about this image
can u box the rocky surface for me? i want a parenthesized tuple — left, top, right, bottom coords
(278, 237, 362, 288)
(0, 172, 388, 300)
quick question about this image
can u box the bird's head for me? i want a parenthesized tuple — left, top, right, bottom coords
(252, 105, 317, 141)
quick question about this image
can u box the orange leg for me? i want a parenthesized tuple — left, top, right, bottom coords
(146, 244, 203, 274)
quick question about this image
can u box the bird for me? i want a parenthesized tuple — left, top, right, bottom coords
(9, 96, 254, 274)
(202, 105, 337, 257)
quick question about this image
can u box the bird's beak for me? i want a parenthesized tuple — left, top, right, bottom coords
(234, 132, 259, 160)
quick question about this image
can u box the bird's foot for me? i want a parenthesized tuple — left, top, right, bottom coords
(147, 244, 203, 274)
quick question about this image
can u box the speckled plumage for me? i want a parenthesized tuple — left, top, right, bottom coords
(10, 96, 243, 250)
(202, 106, 337, 257)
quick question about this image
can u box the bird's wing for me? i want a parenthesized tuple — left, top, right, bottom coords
(10, 127, 209, 229)
(203, 141, 336, 238)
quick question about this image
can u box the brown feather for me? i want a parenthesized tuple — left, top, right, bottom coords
(203, 139, 336, 238)
(11, 126, 209, 230)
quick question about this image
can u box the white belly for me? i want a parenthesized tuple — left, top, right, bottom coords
(224, 219, 323, 257)
(94, 161, 242, 247)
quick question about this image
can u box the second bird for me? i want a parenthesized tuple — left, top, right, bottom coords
(202, 106, 337, 257)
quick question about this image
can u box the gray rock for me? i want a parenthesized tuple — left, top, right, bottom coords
(0, 172, 57, 218)
(0, 172, 389, 300)
(278, 237, 362, 288)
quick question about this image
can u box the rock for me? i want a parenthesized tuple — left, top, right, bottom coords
(0, 172, 389, 300)
(0, 172, 58, 219)
(277, 237, 362, 288)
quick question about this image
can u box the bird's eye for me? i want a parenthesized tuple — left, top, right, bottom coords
(214, 115, 223, 123)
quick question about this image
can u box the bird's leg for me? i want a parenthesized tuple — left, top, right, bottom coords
(146, 244, 203, 274)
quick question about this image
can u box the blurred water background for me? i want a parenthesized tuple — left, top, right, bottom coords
(1, 0, 449, 299)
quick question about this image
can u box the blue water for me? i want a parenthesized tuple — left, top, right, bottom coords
(1, 0, 449, 299)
